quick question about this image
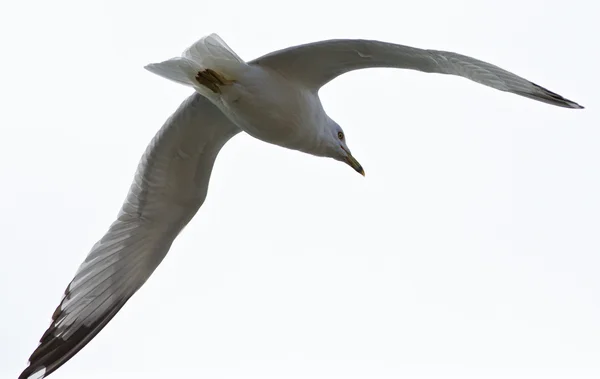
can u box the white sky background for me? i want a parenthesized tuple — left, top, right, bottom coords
(1, 0, 599, 378)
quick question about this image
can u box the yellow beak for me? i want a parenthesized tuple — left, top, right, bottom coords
(345, 154, 365, 176)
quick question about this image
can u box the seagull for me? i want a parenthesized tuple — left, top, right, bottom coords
(19, 33, 583, 379)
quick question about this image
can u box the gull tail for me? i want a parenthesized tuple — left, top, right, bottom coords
(145, 34, 247, 96)
(145, 57, 204, 87)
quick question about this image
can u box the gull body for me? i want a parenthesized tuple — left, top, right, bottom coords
(145, 35, 357, 168)
(19, 33, 582, 379)
(205, 65, 334, 156)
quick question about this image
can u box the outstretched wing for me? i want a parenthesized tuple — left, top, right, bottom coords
(19, 94, 240, 379)
(252, 39, 583, 109)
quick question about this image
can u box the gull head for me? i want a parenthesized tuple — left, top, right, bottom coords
(321, 119, 365, 176)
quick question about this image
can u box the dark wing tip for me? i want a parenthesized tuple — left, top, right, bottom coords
(18, 297, 128, 379)
(528, 82, 584, 109)
(18, 366, 46, 379)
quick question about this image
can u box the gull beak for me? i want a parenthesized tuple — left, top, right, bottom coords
(344, 154, 365, 176)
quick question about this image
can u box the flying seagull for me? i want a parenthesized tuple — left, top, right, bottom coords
(19, 34, 582, 379)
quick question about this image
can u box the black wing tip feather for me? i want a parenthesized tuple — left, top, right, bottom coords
(18, 367, 45, 379)
(18, 298, 128, 379)
(528, 82, 584, 109)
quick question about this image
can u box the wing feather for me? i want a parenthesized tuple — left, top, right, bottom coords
(253, 39, 583, 108)
(19, 94, 240, 379)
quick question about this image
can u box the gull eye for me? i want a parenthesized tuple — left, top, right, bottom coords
(337, 131, 344, 140)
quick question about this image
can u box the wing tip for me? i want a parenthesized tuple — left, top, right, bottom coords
(570, 102, 585, 110)
(18, 365, 46, 379)
(18, 297, 130, 379)
(530, 82, 584, 109)
(556, 95, 584, 110)
(559, 99, 584, 109)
